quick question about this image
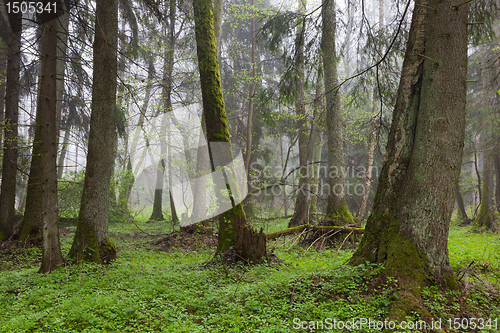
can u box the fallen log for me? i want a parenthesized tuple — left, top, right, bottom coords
(265, 224, 364, 240)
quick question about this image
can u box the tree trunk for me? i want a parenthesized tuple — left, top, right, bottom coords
(0, 38, 7, 154)
(192, 0, 267, 262)
(322, 0, 353, 224)
(356, 119, 376, 221)
(149, 0, 177, 223)
(349, 0, 468, 319)
(57, 124, 71, 180)
(69, 0, 118, 263)
(0, 10, 22, 241)
(456, 184, 469, 223)
(288, 0, 311, 227)
(473, 128, 495, 230)
(495, 154, 500, 210)
(308, 77, 325, 215)
(473, 46, 497, 231)
(37, 7, 65, 273)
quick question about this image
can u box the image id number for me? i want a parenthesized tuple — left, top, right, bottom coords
(6, 2, 57, 14)
(448, 318, 498, 330)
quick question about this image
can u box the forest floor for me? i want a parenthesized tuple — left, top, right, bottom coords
(0, 217, 499, 332)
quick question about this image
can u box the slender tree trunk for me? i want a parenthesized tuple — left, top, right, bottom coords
(193, 0, 267, 261)
(307, 76, 325, 214)
(356, 119, 376, 221)
(191, 129, 209, 223)
(69, 0, 118, 263)
(288, 0, 311, 227)
(57, 124, 71, 180)
(474, 127, 495, 230)
(322, 0, 353, 224)
(350, 0, 468, 319)
(21, 0, 73, 242)
(55, 0, 70, 132)
(0, 10, 22, 241)
(357, 0, 383, 222)
(37, 7, 65, 273)
(0, 38, 7, 155)
(456, 184, 469, 223)
(473, 45, 497, 230)
(495, 154, 500, 210)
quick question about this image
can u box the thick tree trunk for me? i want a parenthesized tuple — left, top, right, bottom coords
(322, 0, 353, 224)
(193, 0, 267, 262)
(0, 10, 22, 241)
(37, 8, 65, 273)
(349, 0, 468, 319)
(69, 0, 118, 263)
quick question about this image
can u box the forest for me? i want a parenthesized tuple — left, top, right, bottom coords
(0, 0, 499, 331)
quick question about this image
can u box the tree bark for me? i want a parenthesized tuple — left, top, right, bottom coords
(349, 0, 468, 319)
(356, 119, 376, 221)
(37, 7, 65, 273)
(322, 0, 353, 224)
(0, 38, 7, 154)
(0, 9, 22, 241)
(288, 0, 311, 227)
(69, 0, 118, 263)
(456, 184, 469, 223)
(473, 127, 495, 230)
(192, 0, 267, 262)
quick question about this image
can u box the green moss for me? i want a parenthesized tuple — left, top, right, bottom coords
(99, 237, 117, 263)
(444, 272, 459, 291)
(472, 200, 494, 232)
(0, 231, 6, 242)
(325, 203, 354, 224)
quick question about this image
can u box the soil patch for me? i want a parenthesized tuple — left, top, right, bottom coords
(155, 225, 217, 252)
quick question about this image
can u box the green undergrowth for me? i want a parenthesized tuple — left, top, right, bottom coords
(0, 222, 499, 332)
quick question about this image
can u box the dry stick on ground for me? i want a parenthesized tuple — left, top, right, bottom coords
(335, 230, 354, 255)
(274, 228, 310, 249)
(301, 229, 342, 258)
(457, 260, 475, 282)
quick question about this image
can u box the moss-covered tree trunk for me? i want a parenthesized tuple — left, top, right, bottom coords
(193, 0, 267, 262)
(37, 7, 65, 273)
(69, 0, 118, 263)
(322, 0, 353, 225)
(349, 0, 468, 319)
(0, 10, 22, 241)
(288, 0, 311, 228)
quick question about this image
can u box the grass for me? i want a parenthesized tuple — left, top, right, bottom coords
(0, 219, 499, 332)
